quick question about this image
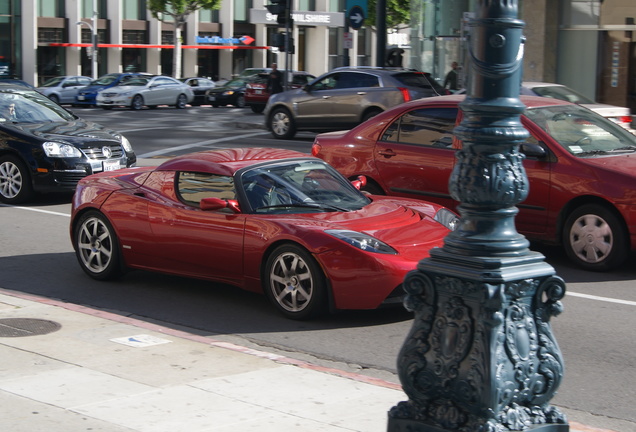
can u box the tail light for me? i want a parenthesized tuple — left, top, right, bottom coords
(617, 115, 633, 124)
(398, 87, 411, 102)
(311, 143, 321, 157)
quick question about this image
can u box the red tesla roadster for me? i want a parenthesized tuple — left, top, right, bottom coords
(70, 148, 458, 319)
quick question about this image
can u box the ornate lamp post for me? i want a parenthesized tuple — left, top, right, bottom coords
(388, 2, 569, 431)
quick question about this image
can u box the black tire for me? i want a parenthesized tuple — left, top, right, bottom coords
(359, 179, 385, 195)
(211, 104, 220, 108)
(235, 95, 246, 108)
(176, 94, 188, 109)
(250, 105, 265, 114)
(102, 106, 113, 110)
(0, 155, 34, 204)
(263, 244, 328, 320)
(131, 95, 144, 110)
(562, 204, 628, 271)
(149, 105, 158, 109)
(361, 109, 382, 123)
(73, 211, 124, 280)
(48, 94, 60, 105)
(269, 107, 297, 139)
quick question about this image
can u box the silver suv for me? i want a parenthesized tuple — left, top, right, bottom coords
(264, 67, 449, 139)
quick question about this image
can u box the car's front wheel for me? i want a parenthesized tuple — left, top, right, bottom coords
(176, 94, 188, 109)
(263, 244, 328, 320)
(269, 107, 297, 139)
(250, 105, 265, 114)
(563, 204, 628, 271)
(235, 95, 246, 108)
(131, 95, 144, 110)
(48, 94, 60, 105)
(74, 211, 124, 280)
(0, 155, 33, 204)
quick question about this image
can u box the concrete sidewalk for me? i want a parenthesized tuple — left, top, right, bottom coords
(0, 289, 613, 432)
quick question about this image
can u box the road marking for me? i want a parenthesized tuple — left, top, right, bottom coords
(568, 291, 636, 306)
(1, 205, 70, 217)
(138, 131, 265, 158)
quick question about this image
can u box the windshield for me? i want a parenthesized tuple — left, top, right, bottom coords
(530, 85, 595, 104)
(119, 78, 149, 86)
(91, 75, 119, 86)
(40, 77, 65, 87)
(225, 78, 247, 88)
(0, 90, 76, 124)
(239, 159, 370, 213)
(526, 104, 636, 156)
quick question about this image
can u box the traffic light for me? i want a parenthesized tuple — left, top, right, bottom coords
(272, 32, 294, 53)
(266, 0, 292, 28)
(386, 48, 404, 67)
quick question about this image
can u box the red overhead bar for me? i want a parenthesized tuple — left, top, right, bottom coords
(49, 43, 271, 50)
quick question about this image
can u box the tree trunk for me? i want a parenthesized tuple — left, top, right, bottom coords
(173, 25, 182, 79)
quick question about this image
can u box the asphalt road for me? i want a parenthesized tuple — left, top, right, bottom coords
(1, 105, 635, 431)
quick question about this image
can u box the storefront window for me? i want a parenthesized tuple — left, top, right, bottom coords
(122, 0, 146, 20)
(38, 0, 63, 17)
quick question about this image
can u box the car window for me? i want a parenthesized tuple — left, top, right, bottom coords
(41, 77, 64, 87)
(93, 75, 118, 86)
(334, 72, 379, 89)
(311, 74, 339, 91)
(177, 172, 236, 208)
(530, 86, 594, 104)
(124, 78, 149, 86)
(291, 75, 312, 86)
(392, 72, 444, 92)
(0, 91, 77, 123)
(156, 77, 177, 86)
(78, 77, 91, 86)
(381, 108, 458, 147)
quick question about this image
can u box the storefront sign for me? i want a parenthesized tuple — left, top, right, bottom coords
(249, 9, 345, 27)
(196, 35, 255, 45)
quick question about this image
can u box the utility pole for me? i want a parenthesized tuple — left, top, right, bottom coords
(76, 0, 99, 80)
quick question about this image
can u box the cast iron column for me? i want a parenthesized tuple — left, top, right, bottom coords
(388, 1, 569, 431)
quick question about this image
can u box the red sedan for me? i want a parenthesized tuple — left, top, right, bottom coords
(70, 148, 457, 319)
(312, 95, 636, 272)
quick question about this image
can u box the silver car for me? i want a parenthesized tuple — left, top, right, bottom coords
(264, 67, 450, 139)
(37, 75, 92, 105)
(96, 75, 194, 110)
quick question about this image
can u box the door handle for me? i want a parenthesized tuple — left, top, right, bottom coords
(378, 149, 397, 157)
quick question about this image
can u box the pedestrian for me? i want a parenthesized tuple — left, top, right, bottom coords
(444, 61, 459, 91)
(267, 63, 284, 94)
(1, 101, 18, 122)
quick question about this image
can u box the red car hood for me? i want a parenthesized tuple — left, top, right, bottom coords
(578, 152, 636, 176)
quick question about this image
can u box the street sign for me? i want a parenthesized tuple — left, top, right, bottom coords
(348, 5, 365, 30)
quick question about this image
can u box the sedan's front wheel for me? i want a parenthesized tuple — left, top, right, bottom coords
(269, 108, 297, 139)
(0, 155, 33, 204)
(131, 95, 144, 110)
(74, 211, 124, 280)
(563, 204, 628, 271)
(176, 94, 188, 109)
(263, 244, 328, 320)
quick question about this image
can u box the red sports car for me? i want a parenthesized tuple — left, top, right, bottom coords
(70, 148, 458, 319)
(312, 95, 636, 272)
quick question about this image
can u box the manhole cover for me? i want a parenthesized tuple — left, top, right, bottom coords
(0, 318, 61, 337)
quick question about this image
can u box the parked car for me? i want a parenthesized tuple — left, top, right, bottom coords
(520, 82, 634, 130)
(264, 67, 450, 139)
(245, 71, 316, 113)
(179, 77, 216, 106)
(0, 84, 136, 204)
(70, 148, 458, 319)
(96, 75, 194, 110)
(0, 79, 37, 90)
(36, 75, 92, 105)
(312, 94, 636, 272)
(75, 72, 153, 107)
(206, 76, 263, 108)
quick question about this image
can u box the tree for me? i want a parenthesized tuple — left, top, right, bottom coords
(147, 0, 220, 79)
(366, 0, 411, 32)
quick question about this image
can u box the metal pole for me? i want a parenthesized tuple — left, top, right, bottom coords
(91, 0, 98, 80)
(388, 1, 569, 431)
(375, 0, 386, 66)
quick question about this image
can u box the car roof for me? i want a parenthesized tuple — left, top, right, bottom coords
(156, 148, 311, 176)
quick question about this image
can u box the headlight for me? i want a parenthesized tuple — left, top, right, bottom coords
(434, 208, 460, 231)
(42, 141, 83, 158)
(325, 229, 397, 254)
(223, 90, 235, 96)
(117, 134, 134, 152)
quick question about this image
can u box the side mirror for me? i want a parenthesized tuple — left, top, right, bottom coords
(351, 175, 367, 190)
(200, 197, 241, 213)
(520, 142, 547, 159)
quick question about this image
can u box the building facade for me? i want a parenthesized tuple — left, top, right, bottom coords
(0, 0, 634, 114)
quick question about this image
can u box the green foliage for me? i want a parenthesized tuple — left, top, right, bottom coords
(147, 0, 220, 24)
(365, 0, 411, 30)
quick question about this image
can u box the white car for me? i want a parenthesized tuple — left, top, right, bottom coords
(521, 82, 634, 130)
(37, 75, 92, 105)
(96, 75, 194, 110)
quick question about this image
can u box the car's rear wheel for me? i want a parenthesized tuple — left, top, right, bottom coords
(74, 211, 124, 280)
(563, 204, 628, 271)
(176, 94, 187, 109)
(263, 244, 328, 320)
(235, 95, 246, 108)
(0, 155, 33, 204)
(131, 95, 144, 110)
(269, 107, 297, 139)
(250, 105, 265, 114)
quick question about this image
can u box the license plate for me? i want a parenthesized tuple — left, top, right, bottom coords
(78, 95, 85, 101)
(103, 160, 121, 171)
(255, 90, 262, 94)
(209, 96, 216, 101)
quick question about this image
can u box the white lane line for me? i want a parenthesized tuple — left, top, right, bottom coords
(138, 131, 265, 158)
(6, 206, 70, 217)
(568, 291, 636, 306)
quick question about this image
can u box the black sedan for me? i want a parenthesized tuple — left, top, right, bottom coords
(180, 77, 216, 106)
(206, 76, 266, 108)
(0, 84, 136, 203)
